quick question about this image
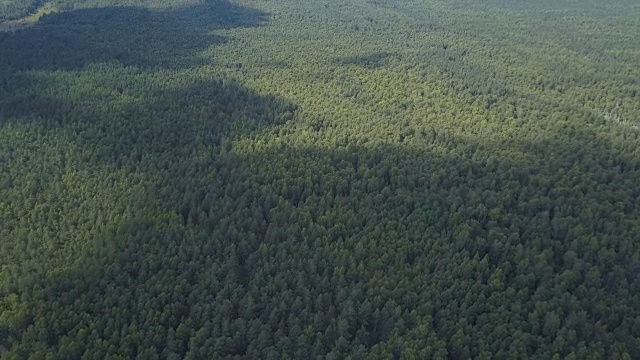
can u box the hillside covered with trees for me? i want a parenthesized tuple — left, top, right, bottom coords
(1, 0, 640, 358)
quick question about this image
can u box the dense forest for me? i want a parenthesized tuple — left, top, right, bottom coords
(1, 0, 640, 358)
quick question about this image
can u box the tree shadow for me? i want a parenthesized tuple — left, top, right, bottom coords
(0, 0, 268, 70)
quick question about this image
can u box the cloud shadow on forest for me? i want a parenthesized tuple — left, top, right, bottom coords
(2, 1, 640, 356)
(0, 0, 268, 70)
(0, 65, 297, 167)
(0, 58, 298, 356)
(4, 125, 640, 357)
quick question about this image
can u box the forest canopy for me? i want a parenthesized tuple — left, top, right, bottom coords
(1, 0, 639, 358)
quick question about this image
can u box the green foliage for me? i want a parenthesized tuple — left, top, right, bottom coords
(1, 0, 640, 358)
(0, 0, 45, 20)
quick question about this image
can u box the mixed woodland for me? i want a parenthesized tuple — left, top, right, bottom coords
(1, 0, 640, 358)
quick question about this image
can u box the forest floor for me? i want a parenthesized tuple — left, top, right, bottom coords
(0, 2, 57, 32)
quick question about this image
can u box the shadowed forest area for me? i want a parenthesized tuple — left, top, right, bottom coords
(1, 0, 640, 358)
(0, 0, 266, 69)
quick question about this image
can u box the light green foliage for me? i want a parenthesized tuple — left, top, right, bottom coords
(1, 0, 639, 358)
(0, 0, 44, 20)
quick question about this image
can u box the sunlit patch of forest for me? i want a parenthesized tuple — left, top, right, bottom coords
(1, 0, 639, 358)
